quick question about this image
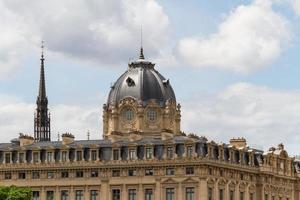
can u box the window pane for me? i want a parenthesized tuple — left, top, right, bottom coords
(186, 187, 194, 200)
(128, 189, 137, 200)
(145, 189, 153, 200)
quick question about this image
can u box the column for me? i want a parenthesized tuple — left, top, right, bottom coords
(100, 179, 109, 200)
(55, 186, 60, 200)
(155, 178, 161, 200)
(40, 187, 45, 200)
(138, 184, 143, 200)
(84, 185, 89, 200)
(199, 178, 207, 200)
(70, 186, 74, 200)
(225, 182, 229, 200)
(178, 182, 183, 200)
(122, 184, 127, 200)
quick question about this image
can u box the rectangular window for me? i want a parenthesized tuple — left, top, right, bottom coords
(18, 172, 26, 179)
(166, 188, 175, 200)
(186, 166, 194, 175)
(76, 151, 82, 161)
(47, 152, 53, 162)
(61, 190, 69, 200)
(167, 147, 174, 159)
(128, 189, 137, 200)
(145, 168, 153, 176)
(146, 148, 153, 159)
(187, 146, 193, 158)
(46, 191, 54, 200)
(76, 171, 84, 178)
(240, 192, 244, 200)
(112, 189, 120, 200)
(112, 170, 120, 177)
(230, 190, 234, 200)
(113, 149, 119, 160)
(5, 153, 11, 164)
(219, 189, 224, 200)
(19, 153, 24, 163)
(145, 189, 153, 200)
(186, 187, 194, 200)
(166, 168, 175, 175)
(75, 190, 84, 200)
(128, 169, 137, 176)
(33, 191, 40, 200)
(250, 193, 254, 200)
(91, 150, 97, 161)
(47, 171, 54, 179)
(32, 171, 40, 179)
(62, 151, 67, 162)
(4, 172, 11, 180)
(129, 149, 136, 160)
(91, 169, 98, 177)
(208, 187, 213, 200)
(265, 194, 269, 200)
(33, 152, 39, 163)
(61, 171, 69, 178)
(90, 190, 98, 200)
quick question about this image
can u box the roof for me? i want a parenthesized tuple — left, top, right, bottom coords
(107, 55, 176, 107)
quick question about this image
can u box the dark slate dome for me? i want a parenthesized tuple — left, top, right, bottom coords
(107, 49, 176, 106)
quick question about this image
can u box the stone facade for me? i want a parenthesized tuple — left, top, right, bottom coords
(0, 49, 299, 200)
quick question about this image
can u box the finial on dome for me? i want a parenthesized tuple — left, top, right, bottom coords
(139, 47, 145, 59)
(139, 25, 145, 60)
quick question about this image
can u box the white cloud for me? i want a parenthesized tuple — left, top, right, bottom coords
(177, 0, 291, 74)
(181, 83, 300, 155)
(0, 0, 170, 78)
(291, 0, 300, 16)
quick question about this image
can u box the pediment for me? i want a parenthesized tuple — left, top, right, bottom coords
(162, 178, 177, 185)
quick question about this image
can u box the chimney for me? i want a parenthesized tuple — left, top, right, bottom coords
(61, 133, 75, 145)
(19, 133, 34, 147)
(230, 137, 247, 149)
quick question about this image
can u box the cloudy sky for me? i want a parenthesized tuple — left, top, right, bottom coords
(1, 0, 300, 154)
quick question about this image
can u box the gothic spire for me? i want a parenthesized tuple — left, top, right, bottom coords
(34, 41, 51, 141)
(39, 41, 46, 99)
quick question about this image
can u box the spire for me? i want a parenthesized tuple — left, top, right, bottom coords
(39, 41, 46, 99)
(34, 41, 51, 142)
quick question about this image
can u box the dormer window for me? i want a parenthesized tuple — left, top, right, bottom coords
(47, 152, 53, 162)
(167, 147, 174, 159)
(129, 149, 136, 160)
(5, 153, 11, 164)
(187, 146, 193, 158)
(33, 152, 39, 163)
(126, 77, 135, 87)
(146, 147, 153, 159)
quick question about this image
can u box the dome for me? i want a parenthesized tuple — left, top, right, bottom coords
(107, 49, 176, 106)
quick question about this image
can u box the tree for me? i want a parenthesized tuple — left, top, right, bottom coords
(0, 186, 32, 200)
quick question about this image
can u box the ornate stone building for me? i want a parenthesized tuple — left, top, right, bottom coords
(0, 48, 299, 200)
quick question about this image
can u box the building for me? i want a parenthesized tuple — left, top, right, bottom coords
(0, 47, 299, 200)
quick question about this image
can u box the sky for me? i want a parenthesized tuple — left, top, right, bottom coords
(1, 0, 300, 154)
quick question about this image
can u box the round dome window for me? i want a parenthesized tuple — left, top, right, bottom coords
(147, 109, 157, 122)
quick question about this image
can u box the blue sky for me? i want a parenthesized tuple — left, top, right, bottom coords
(1, 0, 300, 154)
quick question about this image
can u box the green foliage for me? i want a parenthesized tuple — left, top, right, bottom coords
(0, 186, 32, 200)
